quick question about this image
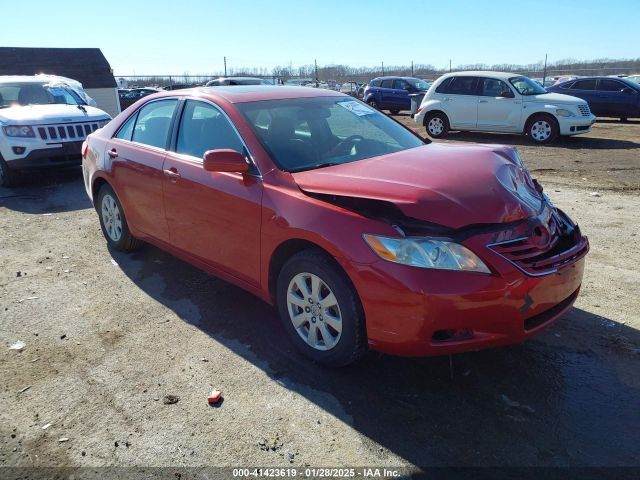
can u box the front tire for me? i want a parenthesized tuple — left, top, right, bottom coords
(276, 249, 367, 367)
(527, 114, 559, 144)
(0, 157, 20, 188)
(424, 112, 449, 138)
(96, 184, 142, 252)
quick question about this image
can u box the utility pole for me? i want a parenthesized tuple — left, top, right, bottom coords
(542, 53, 548, 87)
(382, 61, 385, 75)
(449, 59, 452, 72)
(224, 56, 227, 76)
(411, 60, 414, 76)
(314, 59, 319, 87)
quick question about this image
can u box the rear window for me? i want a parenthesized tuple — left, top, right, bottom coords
(370, 79, 381, 87)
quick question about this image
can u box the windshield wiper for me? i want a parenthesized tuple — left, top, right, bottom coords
(291, 162, 341, 173)
(77, 105, 87, 112)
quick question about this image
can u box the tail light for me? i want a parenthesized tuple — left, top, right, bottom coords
(416, 106, 424, 114)
(81, 141, 88, 159)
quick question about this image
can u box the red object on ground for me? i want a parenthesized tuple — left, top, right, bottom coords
(208, 389, 222, 404)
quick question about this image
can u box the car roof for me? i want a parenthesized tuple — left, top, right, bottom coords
(210, 76, 267, 81)
(439, 71, 523, 80)
(0, 75, 49, 85)
(149, 85, 347, 103)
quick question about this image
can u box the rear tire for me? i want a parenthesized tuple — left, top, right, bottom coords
(0, 157, 21, 188)
(527, 114, 559, 144)
(96, 183, 142, 252)
(276, 249, 367, 367)
(367, 98, 379, 110)
(390, 109, 400, 115)
(424, 112, 449, 138)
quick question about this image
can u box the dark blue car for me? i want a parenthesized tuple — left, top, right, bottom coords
(363, 76, 431, 113)
(547, 76, 640, 120)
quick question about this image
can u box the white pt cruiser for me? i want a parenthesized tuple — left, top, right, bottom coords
(414, 71, 596, 144)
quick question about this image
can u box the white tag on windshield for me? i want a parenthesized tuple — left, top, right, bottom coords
(337, 100, 375, 116)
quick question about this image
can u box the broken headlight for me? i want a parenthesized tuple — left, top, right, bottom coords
(363, 234, 491, 273)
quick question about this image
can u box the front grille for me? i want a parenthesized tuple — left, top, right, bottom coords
(36, 121, 101, 142)
(577, 104, 591, 116)
(488, 215, 589, 276)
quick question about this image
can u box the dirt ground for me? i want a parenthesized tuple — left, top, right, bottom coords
(1, 120, 639, 474)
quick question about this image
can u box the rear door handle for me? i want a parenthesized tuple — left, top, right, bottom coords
(479, 100, 488, 103)
(163, 167, 180, 180)
(108, 149, 118, 158)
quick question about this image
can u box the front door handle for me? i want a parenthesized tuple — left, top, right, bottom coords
(163, 167, 180, 180)
(108, 149, 118, 158)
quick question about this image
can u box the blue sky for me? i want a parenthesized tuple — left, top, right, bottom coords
(3, 0, 638, 75)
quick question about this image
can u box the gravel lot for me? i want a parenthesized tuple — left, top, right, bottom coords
(1, 120, 639, 472)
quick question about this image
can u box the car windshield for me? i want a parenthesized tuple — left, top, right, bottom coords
(407, 78, 431, 90)
(0, 83, 85, 108)
(509, 76, 547, 96)
(236, 96, 425, 172)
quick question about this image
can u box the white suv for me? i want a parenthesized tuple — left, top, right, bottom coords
(0, 76, 111, 186)
(414, 71, 596, 144)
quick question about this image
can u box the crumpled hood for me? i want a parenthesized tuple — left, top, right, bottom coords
(292, 144, 544, 229)
(524, 92, 585, 106)
(0, 104, 110, 125)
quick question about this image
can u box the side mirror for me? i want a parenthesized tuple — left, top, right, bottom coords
(499, 90, 515, 98)
(203, 149, 249, 173)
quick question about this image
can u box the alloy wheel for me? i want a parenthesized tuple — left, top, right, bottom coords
(286, 272, 342, 351)
(101, 194, 123, 242)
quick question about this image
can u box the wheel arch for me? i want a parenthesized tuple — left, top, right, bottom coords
(91, 176, 111, 209)
(523, 111, 558, 134)
(422, 109, 450, 127)
(267, 238, 361, 309)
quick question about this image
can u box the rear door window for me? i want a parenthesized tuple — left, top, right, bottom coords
(571, 79, 597, 90)
(131, 99, 179, 149)
(445, 76, 479, 95)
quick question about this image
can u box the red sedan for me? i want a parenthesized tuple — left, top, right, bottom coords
(82, 86, 588, 366)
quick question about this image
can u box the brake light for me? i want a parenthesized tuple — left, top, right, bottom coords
(416, 106, 424, 114)
(81, 141, 88, 159)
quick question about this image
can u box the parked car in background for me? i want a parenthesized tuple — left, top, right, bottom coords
(547, 76, 640, 120)
(339, 81, 361, 97)
(119, 88, 162, 110)
(206, 77, 272, 87)
(363, 77, 431, 113)
(82, 86, 587, 366)
(0, 76, 110, 186)
(415, 71, 596, 144)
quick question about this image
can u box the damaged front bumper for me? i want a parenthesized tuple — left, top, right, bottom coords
(345, 208, 588, 357)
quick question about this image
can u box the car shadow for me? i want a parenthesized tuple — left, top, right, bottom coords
(0, 167, 91, 214)
(440, 131, 640, 150)
(110, 243, 640, 468)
